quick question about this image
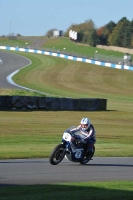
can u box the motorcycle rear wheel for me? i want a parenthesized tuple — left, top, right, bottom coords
(79, 146, 95, 164)
(49, 144, 66, 165)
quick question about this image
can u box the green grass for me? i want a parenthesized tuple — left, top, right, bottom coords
(0, 36, 130, 58)
(0, 181, 133, 200)
(10, 51, 133, 100)
(43, 37, 131, 58)
(0, 37, 133, 159)
(0, 89, 45, 96)
(0, 36, 32, 47)
(0, 35, 133, 199)
(0, 110, 133, 158)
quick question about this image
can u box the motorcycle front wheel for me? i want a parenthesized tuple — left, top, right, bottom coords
(49, 144, 66, 165)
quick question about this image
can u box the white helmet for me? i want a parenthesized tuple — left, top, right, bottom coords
(80, 118, 90, 131)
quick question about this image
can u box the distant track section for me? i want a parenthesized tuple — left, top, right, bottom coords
(0, 51, 31, 89)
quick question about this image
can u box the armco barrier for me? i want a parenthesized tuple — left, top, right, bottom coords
(0, 46, 133, 71)
(0, 96, 107, 111)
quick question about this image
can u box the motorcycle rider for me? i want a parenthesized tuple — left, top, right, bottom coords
(71, 117, 96, 157)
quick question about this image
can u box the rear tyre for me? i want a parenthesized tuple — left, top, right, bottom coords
(49, 144, 66, 165)
(79, 146, 95, 164)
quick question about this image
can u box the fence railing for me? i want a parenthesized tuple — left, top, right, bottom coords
(1, 41, 133, 66)
(94, 52, 133, 66)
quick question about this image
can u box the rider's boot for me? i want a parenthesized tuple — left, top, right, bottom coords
(85, 151, 92, 158)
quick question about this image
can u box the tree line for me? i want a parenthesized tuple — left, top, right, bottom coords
(46, 17, 133, 48)
(64, 17, 133, 48)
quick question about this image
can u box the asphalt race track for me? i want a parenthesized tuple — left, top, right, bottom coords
(0, 51, 133, 185)
(0, 157, 133, 185)
(0, 51, 30, 89)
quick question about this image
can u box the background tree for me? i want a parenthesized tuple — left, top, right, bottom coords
(108, 17, 131, 47)
(128, 20, 133, 48)
(77, 30, 84, 42)
(123, 21, 132, 47)
(46, 17, 133, 48)
(104, 21, 116, 45)
(89, 29, 99, 46)
(96, 26, 106, 45)
(96, 21, 116, 45)
(64, 19, 96, 44)
(45, 28, 58, 37)
(17, 33, 22, 36)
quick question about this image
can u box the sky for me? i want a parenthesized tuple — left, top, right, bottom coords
(0, 0, 133, 36)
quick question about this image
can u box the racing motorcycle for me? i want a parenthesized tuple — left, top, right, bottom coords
(49, 126, 95, 165)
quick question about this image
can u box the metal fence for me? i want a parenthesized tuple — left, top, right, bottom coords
(38, 47, 133, 67)
(94, 52, 133, 66)
(1, 41, 133, 66)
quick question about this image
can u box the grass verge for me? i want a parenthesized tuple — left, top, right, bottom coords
(0, 110, 133, 158)
(0, 37, 133, 158)
(0, 181, 133, 200)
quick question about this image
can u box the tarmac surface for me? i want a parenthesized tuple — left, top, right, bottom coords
(0, 51, 30, 89)
(0, 157, 133, 185)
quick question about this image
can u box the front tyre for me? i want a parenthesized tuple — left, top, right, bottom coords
(49, 144, 66, 165)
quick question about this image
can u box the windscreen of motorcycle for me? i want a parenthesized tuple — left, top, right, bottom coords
(62, 132, 71, 141)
